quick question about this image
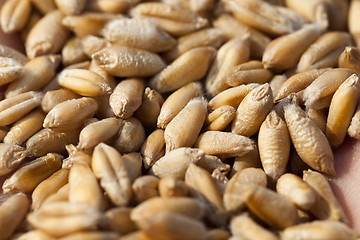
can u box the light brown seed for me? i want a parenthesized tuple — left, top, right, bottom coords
(151, 147, 204, 179)
(213, 14, 271, 59)
(3, 109, 45, 145)
(78, 117, 121, 150)
(284, 100, 335, 175)
(338, 46, 360, 74)
(224, 168, 267, 213)
(150, 47, 215, 93)
(163, 28, 225, 62)
(262, 24, 321, 71)
(231, 148, 262, 177)
(275, 68, 330, 102)
(195, 131, 255, 158)
(85, 0, 138, 13)
(164, 97, 207, 152)
(159, 175, 189, 198)
(302, 68, 355, 108)
(197, 154, 231, 175)
(92, 143, 132, 206)
(297, 32, 351, 72)
(185, 163, 226, 226)
(224, 0, 298, 36)
(26, 11, 70, 59)
(230, 213, 279, 240)
(122, 152, 142, 183)
(204, 105, 236, 131)
(208, 83, 259, 110)
(99, 207, 137, 235)
(132, 175, 159, 203)
(137, 211, 207, 240)
(276, 173, 317, 211)
(109, 78, 144, 119)
(0, 193, 29, 240)
(323, 0, 348, 31)
(0, 91, 42, 126)
(140, 129, 165, 169)
(3, 153, 62, 194)
(61, 37, 88, 66)
(0, 44, 28, 65)
(134, 87, 164, 131)
(6, 55, 61, 98)
(303, 169, 347, 222)
(157, 82, 202, 129)
(62, 12, 122, 37)
(326, 74, 360, 147)
(43, 97, 98, 130)
(285, 0, 329, 30)
(0, 57, 23, 86)
(102, 18, 176, 52)
(30, 0, 56, 14)
(226, 60, 274, 87)
(69, 163, 105, 211)
(26, 128, 80, 157)
(0, 143, 28, 176)
(349, 0, 360, 47)
(0, 0, 32, 34)
(41, 89, 79, 113)
(280, 220, 357, 240)
(348, 101, 360, 139)
(62, 144, 92, 169)
(58, 69, 112, 97)
(241, 184, 299, 229)
(269, 74, 287, 99)
(258, 110, 290, 181)
(232, 83, 274, 137)
(131, 197, 205, 225)
(130, 2, 209, 36)
(55, 0, 87, 15)
(306, 107, 327, 133)
(114, 117, 146, 153)
(27, 201, 101, 237)
(206, 37, 250, 96)
(32, 168, 69, 210)
(93, 45, 166, 77)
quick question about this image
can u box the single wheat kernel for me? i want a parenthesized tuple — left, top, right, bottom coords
(198, 155, 231, 175)
(151, 147, 204, 179)
(0, 0, 32, 34)
(93, 45, 166, 77)
(232, 83, 274, 137)
(157, 82, 202, 129)
(92, 143, 132, 206)
(130, 2, 209, 36)
(81, 35, 111, 58)
(0, 44, 28, 65)
(262, 24, 321, 71)
(230, 213, 279, 240)
(164, 97, 207, 152)
(26, 11, 69, 59)
(0, 193, 29, 240)
(85, 0, 139, 13)
(226, 60, 274, 87)
(41, 89, 79, 113)
(140, 129, 165, 169)
(61, 37, 87, 66)
(284, 100, 335, 175)
(101, 18, 176, 53)
(0, 57, 23, 86)
(32, 168, 69, 210)
(338, 46, 360, 74)
(113, 117, 146, 153)
(348, 101, 360, 139)
(2, 153, 62, 194)
(99, 207, 137, 235)
(150, 47, 216, 93)
(258, 110, 290, 181)
(43, 97, 98, 130)
(204, 105, 236, 131)
(54, 0, 87, 15)
(349, 0, 360, 47)
(109, 78, 144, 119)
(297, 32, 351, 72)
